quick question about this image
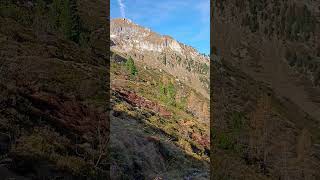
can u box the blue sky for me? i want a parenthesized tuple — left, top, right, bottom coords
(111, 0, 210, 55)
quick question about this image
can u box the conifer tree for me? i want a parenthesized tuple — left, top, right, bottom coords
(69, 0, 80, 43)
(126, 57, 138, 76)
(49, 0, 61, 30)
(59, 0, 72, 39)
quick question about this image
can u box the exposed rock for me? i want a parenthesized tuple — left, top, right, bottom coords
(110, 18, 210, 99)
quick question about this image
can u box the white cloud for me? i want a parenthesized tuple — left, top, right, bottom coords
(117, 0, 126, 18)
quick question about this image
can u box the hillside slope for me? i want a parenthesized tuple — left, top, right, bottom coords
(110, 51, 209, 179)
(110, 19, 210, 179)
(111, 18, 210, 99)
(109, 18, 210, 179)
(213, 0, 320, 122)
(0, 0, 109, 179)
(212, 57, 320, 179)
(211, 0, 320, 179)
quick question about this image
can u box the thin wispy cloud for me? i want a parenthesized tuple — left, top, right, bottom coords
(117, 0, 126, 18)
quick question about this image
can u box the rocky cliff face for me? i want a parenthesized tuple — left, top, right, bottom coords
(111, 18, 210, 99)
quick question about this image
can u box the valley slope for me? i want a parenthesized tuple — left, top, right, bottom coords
(110, 18, 210, 179)
(211, 0, 320, 179)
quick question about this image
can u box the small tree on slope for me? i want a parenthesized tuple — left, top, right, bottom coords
(126, 57, 138, 76)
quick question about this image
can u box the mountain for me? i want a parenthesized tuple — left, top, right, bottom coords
(0, 0, 109, 179)
(110, 19, 210, 179)
(111, 18, 210, 99)
(213, 0, 320, 122)
(211, 0, 320, 179)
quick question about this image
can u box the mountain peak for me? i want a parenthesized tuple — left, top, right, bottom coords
(110, 18, 209, 61)
(110, 18, 209, 98)
(112, 18, 133, 24)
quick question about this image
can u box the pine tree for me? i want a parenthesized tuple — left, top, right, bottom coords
(126, 57, 138, 76)
(69, 0, 80, 43)
(49, 0, 62, 30)
(59, 0, 72, 39)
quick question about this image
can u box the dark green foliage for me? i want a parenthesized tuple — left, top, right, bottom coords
(79, 31, 90, 47)
(48, 0, 81, 43)
(59, 0, 72, 39)
(69, 0, 80, 43)
(230, 111, 246, 130)
(59, 0, 81, 42)
(125, 57, 138, 76)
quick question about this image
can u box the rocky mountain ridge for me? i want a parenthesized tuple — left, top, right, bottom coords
(110, 18, 210, 98)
